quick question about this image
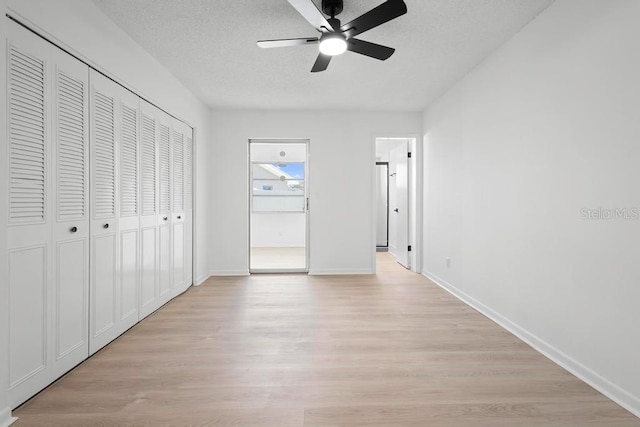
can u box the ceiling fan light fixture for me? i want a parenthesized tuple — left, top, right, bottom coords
(319, 34, 347, 56)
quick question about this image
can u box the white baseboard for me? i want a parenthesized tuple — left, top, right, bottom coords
(389, 244, 397, 257)
(194, 273, 210, 286)
(208, 269, 250, 277)
(423, 271, 640, 419)
(0, 407, 17, 427)
(203, 269, 376, 277)
(308, 268, 374, 275)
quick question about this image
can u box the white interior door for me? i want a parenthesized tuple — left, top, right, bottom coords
(157, 112, 173, 304)
(6, 21, 53, 407)
(391, 142, 409, 268)
(89, 71, 120, 354)
(139, 100, 160, 319)
(117, 89, 140, 329)
(171, 120, 186, 295)
(51, 45, 90, 379)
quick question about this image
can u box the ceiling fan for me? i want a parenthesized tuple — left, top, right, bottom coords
(257, 0, 408, 72)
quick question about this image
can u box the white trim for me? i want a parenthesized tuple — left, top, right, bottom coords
(0, 408, 17, 427)
(194, 273, 210, 286)
(388, 244, 397, 257)
(247, 139, 311, 274)
(411, 136, 423, 274)
(372, 134, 421, 274)
(423, 271, 640, 419)
(250, 269, 308, 274)
(370, 134, 378, 273)
(309, 268, 374, 275)
(209, 270, 250, 277)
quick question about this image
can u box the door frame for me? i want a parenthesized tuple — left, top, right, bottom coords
(372, 135, 422, 273)
(248, 139, 310, 274)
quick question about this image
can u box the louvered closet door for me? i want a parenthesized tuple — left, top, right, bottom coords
(157, 110, 173, 304)
(51, 46, 90, 379)
(184, 128, 193, 289)
(139, 100, 161, 319)
(6, 20, 53, 408)
(117, 89, 141, 330)
(171, 119, 187, 295)
(89, 71, 121, 354)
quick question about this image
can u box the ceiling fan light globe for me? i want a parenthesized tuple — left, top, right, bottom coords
(319, 37, 347, 56)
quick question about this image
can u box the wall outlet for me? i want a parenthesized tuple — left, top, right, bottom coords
(446, 258, 451, 268)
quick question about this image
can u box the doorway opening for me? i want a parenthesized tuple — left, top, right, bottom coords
(249, 140, 309, 273)
(375, 137, 416, 271)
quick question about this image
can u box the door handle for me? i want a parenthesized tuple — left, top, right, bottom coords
(70, 226, 78, 233)
(163, 216, 168, 221)
(103, 223, 109, 229)
(177, 215, 181, 219)
(394, 208, 399, 213)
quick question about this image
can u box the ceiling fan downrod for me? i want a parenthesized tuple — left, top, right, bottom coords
(322, 0, 343, 18)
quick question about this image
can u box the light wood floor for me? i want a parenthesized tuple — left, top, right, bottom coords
(14, 253, 639, 426)
(251, 246, 306, 270)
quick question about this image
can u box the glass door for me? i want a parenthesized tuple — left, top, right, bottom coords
(249, 141, 308, 272)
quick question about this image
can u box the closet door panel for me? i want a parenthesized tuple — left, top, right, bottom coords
(6, 21, 53, 407)
(8, 245, 47, 406)
(159, 224, 172, 299)
(92, 234, 116, 335)
(51, 47, 89, 378)
(139, 101, 160, 318)
(120, 229, 138, 321)
(158, 114, 173, 303)
(140, 225, 157, 315)
(55, 239, 87, 359)
(118, 90, 140, 328)
(89, 71, 120, 354)
(173, 222, 184, 290)
(171, 121, 185, 294)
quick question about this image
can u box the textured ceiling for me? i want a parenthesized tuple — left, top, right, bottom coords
(92, 0, 554, 112)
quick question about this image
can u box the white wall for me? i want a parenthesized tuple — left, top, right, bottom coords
(210, 110, 422, 275)
(5, 0, 212, 285)
(375, 139, 404, 162)
(422, 0, 640, 417)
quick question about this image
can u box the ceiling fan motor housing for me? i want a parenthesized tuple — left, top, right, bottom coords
(322, 0, 343, 17)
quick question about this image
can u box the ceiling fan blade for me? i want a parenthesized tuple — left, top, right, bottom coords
(347, 38, 395, 60)
(257, 38, 319, 48)
(311, 53, 331, 72)
(340, 0, 407, 39)
(288, 0, 334, 32)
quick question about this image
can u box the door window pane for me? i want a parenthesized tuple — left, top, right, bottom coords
(252, 163, 305, 212)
